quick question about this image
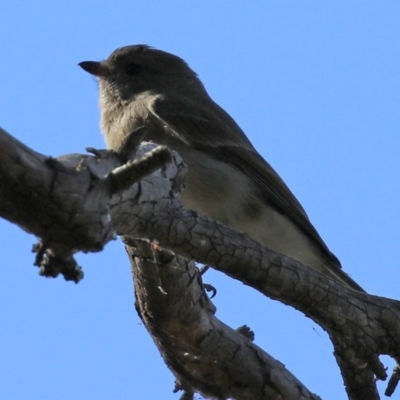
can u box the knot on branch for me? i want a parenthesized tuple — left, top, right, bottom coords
(32, 241, 83, 283)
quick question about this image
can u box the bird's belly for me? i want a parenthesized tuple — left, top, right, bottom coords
(179, 150, 338, 280)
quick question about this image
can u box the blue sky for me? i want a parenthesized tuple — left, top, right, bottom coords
(1, 1, 400, 399)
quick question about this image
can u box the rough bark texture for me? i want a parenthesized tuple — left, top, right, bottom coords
(1, 126, 399, 399)
(127, 238, 320, 400)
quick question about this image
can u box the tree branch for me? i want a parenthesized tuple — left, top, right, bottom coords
(118, 192, 400, 399)
(127, 238, 321, 400)
(1, 126, 399, 399)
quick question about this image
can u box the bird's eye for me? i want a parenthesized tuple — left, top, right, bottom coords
(125, 63, 143, 76)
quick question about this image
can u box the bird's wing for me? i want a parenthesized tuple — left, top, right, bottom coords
(148, 94, 256, 149)
(149, 95, 341, 267)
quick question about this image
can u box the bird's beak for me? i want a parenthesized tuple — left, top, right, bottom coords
(78, 61, 109, 77)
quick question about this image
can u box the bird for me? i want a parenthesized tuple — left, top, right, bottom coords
(79, 44, 363, 292)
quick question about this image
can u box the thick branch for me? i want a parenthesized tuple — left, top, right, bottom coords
(123, 204, 399, 399)
(0, 127, 171, 281)
(0, 128, 116, 251)
(127, 238, 320, 400)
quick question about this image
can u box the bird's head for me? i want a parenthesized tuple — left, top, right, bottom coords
(79, 44, 206, 105)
